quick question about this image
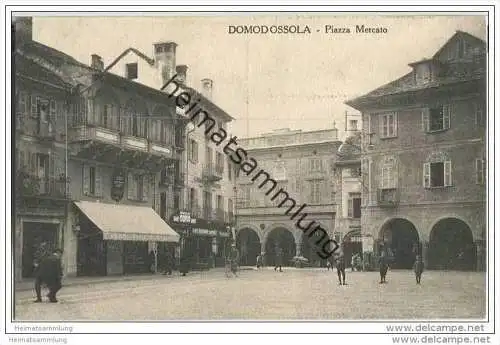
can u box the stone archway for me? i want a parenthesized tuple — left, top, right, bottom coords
(342, 229, 363, 269)
(379, 218, 420, 269)
(428, 218, 476, 270)
(265, 227, 296, 267)
(236, 228, 261, 266)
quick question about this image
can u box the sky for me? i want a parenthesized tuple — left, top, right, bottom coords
(32, 14, 487, 139)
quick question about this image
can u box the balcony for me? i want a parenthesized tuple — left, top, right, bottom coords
(202, 164, 223, 183)
(17, 173, 70, 200)
(377, 188, 400, 208)
(159, 172, 174, 187)
(37, 121, 56, 143)
(189, 203, 202, 218)
(202, 207, 212, 220)
(69, 113, 176, 166)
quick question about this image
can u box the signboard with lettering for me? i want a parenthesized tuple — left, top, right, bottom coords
(111, 169, 125, 202)
(172, 211, 197, 224)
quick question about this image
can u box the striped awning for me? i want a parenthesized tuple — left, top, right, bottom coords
(74, 201, 180, 243)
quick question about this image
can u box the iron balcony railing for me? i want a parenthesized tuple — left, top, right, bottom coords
(202, 164, 223, 182)
(17, 173, 70, 199)
(377, 188, 400, 208)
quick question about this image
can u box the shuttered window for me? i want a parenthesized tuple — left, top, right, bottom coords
(83, 164, 102, 197)
(423, 160, 452, 188)
(422, 105, 451, 132)
(379, 112, 398, 138)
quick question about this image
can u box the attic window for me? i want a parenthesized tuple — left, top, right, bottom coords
(126, 63, 138, 80)
(155, 46, 163, 53)
(415, 63, 431, 84)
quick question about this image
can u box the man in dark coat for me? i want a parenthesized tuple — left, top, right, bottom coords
(414, 255, 424, 284)
(379, 251, 389, 284)
(33, 242, 51, 303)
(336, 254, 347, 285)
(274, 248, 283, 272)
(37, 248, 64, 303)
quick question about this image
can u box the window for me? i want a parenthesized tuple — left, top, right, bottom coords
(128, 173, 148, 201)
(206, 147, 213, 169)
(216, 152, 224, 174)
(83, 164, 102, 197)
(475, 102, 485, 126)
(227, 158, 232, 181)
(350, 167, 362, 177)
(239, 185, 251, 207)
(203, 191, 212, 218)
(274, 161, 287, 181)
(476, 159, 486, 185)
(309, 180, 322, 204)
(422, 105, 451, 132)
(379, 112, 397, 138)
(349, 119, 358, 131)
(415, 63, 431, 84)
(188, 139, 198, 163)
(309, 158, 323, 172)
(189, 188, 197, 210)
(380, 158, 397, 189)
(126, 63, 138, 80)
(217, 195, 223, 211)
(228, 198, 234, 222)
(348, 193, 362, 218)
(423, 161, 452, 188)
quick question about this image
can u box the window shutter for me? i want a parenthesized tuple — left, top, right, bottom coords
(143, 175, 149, 202)
(31, 95, 38, 118)
(475, 159, 482, 184)
(379, 114, 385, 138)
(87, 98, 94, 124)
(82, 164, 90, 196)
(423, 162, 430, 188)
(128, 173, 136, 200)
(443, 104, 451, 129)
(422, 108, 430, 132)
(95, 166, 102, 197)
(49, 99, 56, 121)
(444, 160, 452, 187)
(49, 152, 56, 178)
(393, 112, 398, 136)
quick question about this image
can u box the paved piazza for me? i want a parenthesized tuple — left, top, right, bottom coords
(14, 268, 486, 321)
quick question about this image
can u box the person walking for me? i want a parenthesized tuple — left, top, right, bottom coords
(274, 248, 283, 272)
(256, 254, 263, 269)
(336, 254, 347, 285)
(230, 245, 240, 277)
(33, 242, 51, 303)
(379, 251, 389, 284)
(37, 248, 64, 303)
(414, 255, 424, 284)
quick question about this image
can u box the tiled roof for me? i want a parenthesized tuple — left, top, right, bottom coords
(346, 31, 487, 108)
(15, 52, 72, 89)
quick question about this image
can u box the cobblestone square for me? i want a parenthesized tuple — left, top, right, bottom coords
(14, 268, 486, 321)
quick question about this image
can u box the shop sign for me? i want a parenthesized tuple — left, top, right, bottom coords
(172, 211, 197, 224)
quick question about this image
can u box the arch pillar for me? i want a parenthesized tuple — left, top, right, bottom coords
(475, 239, 486, 271)
(421, 240, 429, 268)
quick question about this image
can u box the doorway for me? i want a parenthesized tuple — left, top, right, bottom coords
(22, 222, 59, 278)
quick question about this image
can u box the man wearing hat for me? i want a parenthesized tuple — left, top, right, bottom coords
(37, 248, 64, 303)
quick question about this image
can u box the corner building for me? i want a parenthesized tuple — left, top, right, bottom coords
(235, 127, 341, 267)
(346, 31, 487, 271)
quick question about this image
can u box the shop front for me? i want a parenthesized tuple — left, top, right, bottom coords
(170, 211, 232, 269)
(74, 201, 180, 276)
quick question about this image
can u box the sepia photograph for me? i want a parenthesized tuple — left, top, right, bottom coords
(3, 4, 497, 344)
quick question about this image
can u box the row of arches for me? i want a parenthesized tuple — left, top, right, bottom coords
(236, 217, 479, 270)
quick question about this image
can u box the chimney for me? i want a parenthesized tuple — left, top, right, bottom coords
(175, 65, 188, 84)
(13, 16, 32, 47)
(91, 54, 104, 71)
(153, 41, 177, 88)
(201, 78, 213, 100)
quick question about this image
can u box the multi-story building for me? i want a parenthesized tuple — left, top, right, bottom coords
(14, 17, 183, 280)
(235, 127, 342, 267)
(103, 39, 237, 268)
(345, 30, 487, 271)
(333, 124, 363, 267)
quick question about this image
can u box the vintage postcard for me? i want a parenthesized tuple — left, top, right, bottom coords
(4, 5, 496, 345)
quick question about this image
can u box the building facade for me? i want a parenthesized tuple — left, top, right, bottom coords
(103, 38, 237, 268)
(235, 127, 341, 267)
(346, 31, 487, 271)
(333, 130, 363, 267)
(14, 17, 183, 281)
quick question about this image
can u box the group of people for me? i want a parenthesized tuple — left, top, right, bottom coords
(32, 242, 64, 303)
(331, 251, 425, 286)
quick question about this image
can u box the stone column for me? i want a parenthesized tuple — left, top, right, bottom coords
(260, 242, 266, 266)
(421, 241, 429, 269)
(295, 241, 302, 257)
(475, 240, 485, 271)
(63, 209, 78, 277)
